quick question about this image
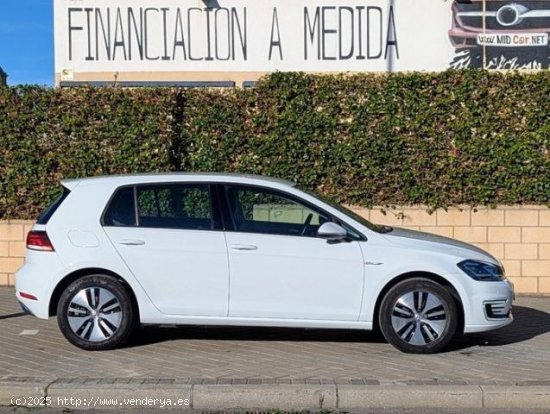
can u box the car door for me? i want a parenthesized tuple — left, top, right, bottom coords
(102, 183, 229, 316)
(221, 184, 365, 321)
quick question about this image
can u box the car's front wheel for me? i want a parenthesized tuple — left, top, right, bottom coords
(379, 278, 458, 354)
(57, 275, 135, 351)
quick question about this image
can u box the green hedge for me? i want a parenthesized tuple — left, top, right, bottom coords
(0, 71, 548, 219)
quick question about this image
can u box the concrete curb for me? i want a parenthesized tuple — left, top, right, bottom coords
(193, 384, 336, 410)
(1, 381, 550, 410)
(481, 385, 550, 409)
(337, 385, 483, 409)
(0, 380, 48, 406)
(47, 382, 192, 409)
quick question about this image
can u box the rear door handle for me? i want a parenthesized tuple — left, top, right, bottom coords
(119, 239, 146, 246)
(231, 244, 258, 251)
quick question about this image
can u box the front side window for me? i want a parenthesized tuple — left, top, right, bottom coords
(224, 185, 330, 237)
(301, 187, 392, 234)
(137, 184, 212, 230)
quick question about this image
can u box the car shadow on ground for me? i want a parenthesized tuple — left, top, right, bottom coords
(126, 305, 549, 351)
(128, 324, 387, 347)
(446, 305, 550, 352)
(0, 312, 27, 321)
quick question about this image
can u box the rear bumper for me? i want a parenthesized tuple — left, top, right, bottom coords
(18, 300, 35, 316)
(15, 252, 65, 320)
(15, 290, 50, 320)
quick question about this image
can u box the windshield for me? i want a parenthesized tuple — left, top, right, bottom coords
(301, 188, 393, 234)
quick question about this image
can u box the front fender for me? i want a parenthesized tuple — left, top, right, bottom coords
(358, 244, 472, 325)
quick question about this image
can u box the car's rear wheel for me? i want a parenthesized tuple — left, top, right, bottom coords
(379, 278, 458, 354)
(57, 275, 135, 350)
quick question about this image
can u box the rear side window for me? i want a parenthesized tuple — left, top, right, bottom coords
(37, 187, 71, 225)
(103, 187, 137, 227)
(137, 184, 212, 230)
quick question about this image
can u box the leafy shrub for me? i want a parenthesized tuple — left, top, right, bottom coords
(0, 87, 176, 218)
(0, 71, 548, 219)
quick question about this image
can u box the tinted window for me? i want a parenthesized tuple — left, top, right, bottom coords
(137, 184, 212, 230)
(103, 187, 136, 227)
(37, 186, 71, 225)
(225, 186, 330, 237)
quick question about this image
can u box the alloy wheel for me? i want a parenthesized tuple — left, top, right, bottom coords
(67, 287, 123, 342)
(391, 290, 447, 346)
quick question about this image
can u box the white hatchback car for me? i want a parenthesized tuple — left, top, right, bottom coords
(16, 173, 514, 353)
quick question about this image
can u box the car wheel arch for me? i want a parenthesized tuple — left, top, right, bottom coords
(48, 268, 140, 320)
(372, 271, 465, 334)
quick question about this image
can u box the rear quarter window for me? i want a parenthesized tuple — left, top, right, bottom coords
(37, 187, 71, 225)
(102, 187, 137, 227)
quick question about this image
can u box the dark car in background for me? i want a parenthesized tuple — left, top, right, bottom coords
(449, 0, 550, 49)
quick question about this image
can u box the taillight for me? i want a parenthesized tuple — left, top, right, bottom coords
(26, 231, 55, 252)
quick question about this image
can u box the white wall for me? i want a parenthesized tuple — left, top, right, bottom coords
(54, 0, 456, 75)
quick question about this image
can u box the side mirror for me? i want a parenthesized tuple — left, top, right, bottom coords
(317, 222, 347, 241)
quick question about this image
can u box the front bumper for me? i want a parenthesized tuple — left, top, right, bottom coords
(463, 278, 514, 334)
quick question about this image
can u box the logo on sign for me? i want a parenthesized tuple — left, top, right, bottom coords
(496, 4, 528, 27)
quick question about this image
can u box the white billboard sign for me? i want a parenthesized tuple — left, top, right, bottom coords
(54, 0, 550, 83)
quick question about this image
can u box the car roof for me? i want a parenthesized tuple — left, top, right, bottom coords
(61, 172, 296, 190)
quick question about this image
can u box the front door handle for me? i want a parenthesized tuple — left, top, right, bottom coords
(119, 239, 146, 246)
(231, 244, 258, 251)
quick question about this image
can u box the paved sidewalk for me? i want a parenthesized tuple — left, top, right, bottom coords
(0, 288, 549, 409)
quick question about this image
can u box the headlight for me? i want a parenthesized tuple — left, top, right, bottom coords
(457, 260, 505, 281)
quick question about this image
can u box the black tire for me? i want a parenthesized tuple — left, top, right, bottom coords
(379, 278, 458, 354)
(57, 275, 135, 351)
